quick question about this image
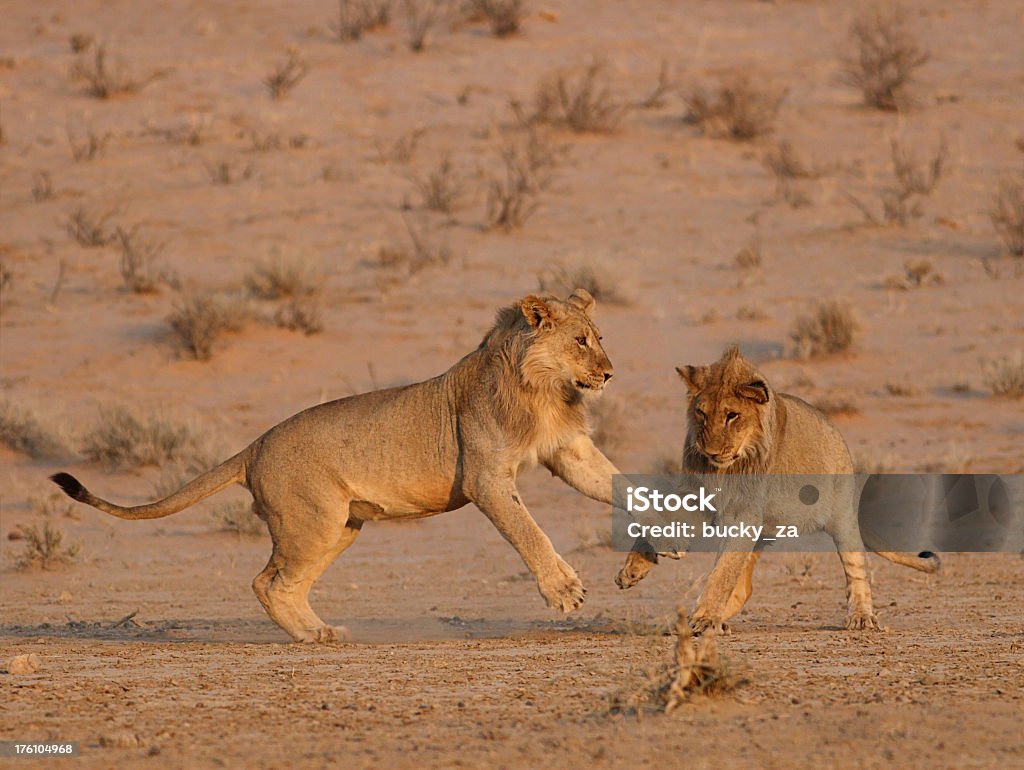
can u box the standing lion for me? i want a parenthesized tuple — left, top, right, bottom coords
(53, 289, 620, 643)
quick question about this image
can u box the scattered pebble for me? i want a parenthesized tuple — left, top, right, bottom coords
(4, 654, 41, 675)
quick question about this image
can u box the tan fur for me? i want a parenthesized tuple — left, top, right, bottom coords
(616, 346, 939, 633)
(53, 289, 621, 643)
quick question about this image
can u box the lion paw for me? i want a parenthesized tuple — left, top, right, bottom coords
(690, 616, 729, 636)
(844, 612, 885, 632)
(615, 551, 657, 590)
(538, 558, 585, 612)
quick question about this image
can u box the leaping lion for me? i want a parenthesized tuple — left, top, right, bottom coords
(52, 289, 620, 643)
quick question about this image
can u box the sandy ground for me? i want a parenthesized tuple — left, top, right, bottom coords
(2, 0, 1023, 767)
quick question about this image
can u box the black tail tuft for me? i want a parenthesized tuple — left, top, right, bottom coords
(50, 472, 89, 503)
(918, 550, 941, 572)
(918, 551, 935, 560)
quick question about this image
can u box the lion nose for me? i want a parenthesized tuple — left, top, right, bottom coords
(603, 371, 613, 382)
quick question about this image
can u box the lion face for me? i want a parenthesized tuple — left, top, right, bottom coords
(676, 346, 770, 469)
(518, 289, 614, 398)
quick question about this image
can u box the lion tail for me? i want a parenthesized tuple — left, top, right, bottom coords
(861, 526, 941, 573)
(50, 448, 248, 521)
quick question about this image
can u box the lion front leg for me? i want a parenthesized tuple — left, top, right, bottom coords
(691, 546, 758, 635)
(468, 473, 585, 612)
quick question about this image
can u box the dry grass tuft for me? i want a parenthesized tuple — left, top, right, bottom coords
(376, 214, 454, 278)
(0, 399, 69, 459)
(66, 119, 111, 162)
(115, 226, 177, 294)
(471, 0, 526, 37)
(790, 299, 859, 359)
(82, 404, 212, 470)
(168, 292, 252, 361)
(485, 128, 561, 231)
(409, 153, 465, 214)
(884, 259, 943, 290)
(840, 6, 928, 111)
(762, 140, 827, 207)
(13, 522, 80, 571)
(991, 176, 1024, 257)
(204, 158, 254, 185)
(520, 60, 627, 133)
(663, 610, 747, 711)
(245, 250, 319, 299)
(375, 127, 426, 164)
(538, 259, 631, 305)
(65, 206, 115, 247)
(212, 500, 266, 536)
(332, 0, 393, 40)
(845, 136, 947, 225)
(0, 260, 11, 314)
(70, 45, 166, 99)
(982, 352, 1024, 398)
(811, 394, 861, 417)
(684, 74, 786, 141)
(32, 171, 54, 202)
(402, 0, 453, 52)
(733, 237, 763, 270)
(274, 297, 325, 335)
(264, 50, 309, 99)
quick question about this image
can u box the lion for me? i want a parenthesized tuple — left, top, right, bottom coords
(616, 346, 939, 633)
(52, 289, 621, 643)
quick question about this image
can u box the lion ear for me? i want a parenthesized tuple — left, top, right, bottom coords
(737, 379, 770, 404)
(520, 295, 557, 329)
(676, 365, 705, 392)
(568, 287, 596, 317)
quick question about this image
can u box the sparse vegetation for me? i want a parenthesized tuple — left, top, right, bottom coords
(204, 158, 253, 185)
(245, 250, 319, 299)
(274, 297, 324, 335)
(790, 299, 859, 359)
(65, 206, 114, 247)
(520, 60, 627, 133)
(31, 171, 54, 202)
(375, 127, 426, 164)
(66, 120, 111, 161)
(69, 33, 94, 53)
(115, 226, 176, 294)
(402, 0, 452, 52)
(991, 176, 1024, 257)
(538, 259, 630, 305)
(811, 394, 861, 417)
(982, 352, 1024, 398)
(840, 6, 928, 111)
(83, 404, 212, 469)
(70, 45, 166, 99)
(847, 136, 947, 225)
(683, 73, 786, 141)
(734, 237, 762, 270)
(13, 522, 79, 571)
(376, 213, 453, 278)
(213, 500, 266, 536)
(587, 395, 628, 461)
(332, 0, 393, 40)
(634, 60, 676, 110)
(736, 303, 768, 321)
(471, 0, 526, 37)
(0, 261, 11, 314)
(884, 381, 920, 397)
(409, 153, 464, 214)
(263, 50, 309, 99)
(168, 292, 252, 361)
(0, 399, 68, 459)
(762, 140, 826, 207)
(485, 129, 560, 231)
(885, 259, 943, 290)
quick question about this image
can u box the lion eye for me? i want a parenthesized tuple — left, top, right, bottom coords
(726, 412, 740, 423)
(576, 335, 588, 347)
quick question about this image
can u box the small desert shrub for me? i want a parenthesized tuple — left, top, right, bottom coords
(982, 352, 1024, 398)
(846, 136, 947, 226)
(376, 214, 453, 277)
(736, 303, 768, 321)
(402, 0, 452, 52)
(840, 6, 928, 111)
(790, 299, 858, 358)
(409, 153, 464, 214)
(991, 176, 1024, 257)
(13, 522, 80, 571)
(762, 140, 826, 207)
(245, 250, 319, 299)
(0, 399, 68, 459)
(32, 171, 54, 202)
(884, 381, 920, 397)
(82, 404, 211, 469)
(274, 297, 324, 335)
(332, 0, 393, 40)
(70, 45, 165, 99)
(168, 292, 252, 361)
(204, 158, 253, 185)
(524, 60, 627, 133)
(264, 50, 309, 99)
(115, 226, 176, 294)
(538, 260, 630, 305)
(471, 0, 526, 37)
(884, 259, 943, 290)
(485, 129, 560, 231)
(65, 206, 114, 247)
(811, 394, 861, 416)
(734, 238, 762, 270)
(66, 120, 111, 161)
(634, 60, 676, 110)
(684, 74, 786, 141)
(213, 500, 266, 536)
(69, 33, 94, 53)
(374, 127, 425, 164)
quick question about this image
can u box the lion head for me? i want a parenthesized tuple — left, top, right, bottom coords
(484, 288, 614, 402)
(676, 346, 774, 470)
